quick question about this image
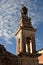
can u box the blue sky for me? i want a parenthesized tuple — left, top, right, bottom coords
(0, 0, 43, 54)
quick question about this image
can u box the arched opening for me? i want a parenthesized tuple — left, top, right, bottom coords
(26, 37, 32, 53)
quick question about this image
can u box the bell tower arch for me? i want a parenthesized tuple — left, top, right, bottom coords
(15, 6, 36, 55)
(26, 37, 32, 53)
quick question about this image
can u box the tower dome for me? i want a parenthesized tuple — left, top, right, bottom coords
(21, 6, 28, 15)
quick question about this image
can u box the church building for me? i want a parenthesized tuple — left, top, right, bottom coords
(0, 6, 43, 65)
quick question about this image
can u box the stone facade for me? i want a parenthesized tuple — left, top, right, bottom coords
(0, 44, 43, 65)
(0, 44, 18, 65)
(17, 53, 39, 65)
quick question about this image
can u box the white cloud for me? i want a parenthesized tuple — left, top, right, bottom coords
(36, 38, 42, 46)
(5, 37, 13, 45)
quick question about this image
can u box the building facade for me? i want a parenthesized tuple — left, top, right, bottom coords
(37, 49, 43, 65)
(0, 6, 43, 65)
(0, 44, 18, 65)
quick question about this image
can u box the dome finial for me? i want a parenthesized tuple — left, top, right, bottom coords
(21, 5, 28, 15)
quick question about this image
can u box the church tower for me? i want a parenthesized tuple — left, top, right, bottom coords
(15, 6, 40, 65)
(15, 6, 36, 55)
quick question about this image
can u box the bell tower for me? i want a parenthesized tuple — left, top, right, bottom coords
(15, 6, 36, 55)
